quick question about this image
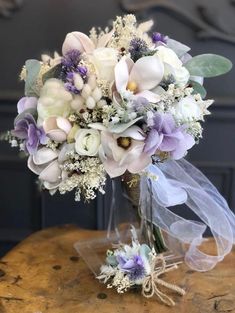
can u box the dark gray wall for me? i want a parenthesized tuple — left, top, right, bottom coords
(0, 0, 234, 255)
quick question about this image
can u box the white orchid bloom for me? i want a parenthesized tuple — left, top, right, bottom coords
(97, 125, 152, 178)
(62, 30, 114, 55)
(114, 55, 164, 103)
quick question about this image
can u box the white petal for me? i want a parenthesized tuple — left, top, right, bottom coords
(119, 126, 145, 140)
(114, 57, 130, 93)
(58, 143, 75, 163)
(129, 56, 164, 91)
(56, 117, 72, 134)
(39, 160, 61, 183)
(135, 90, 160, 103)
(62, 31, 95, 55)
(33, 148, 58, 165)
(97, 29, 114, 48)
(88, 123, 107, 131)
(47, 129, 67, 142)
(43, 117, 57, 133)
(27, 156, 45, 175)
(103, 158, 127, 178)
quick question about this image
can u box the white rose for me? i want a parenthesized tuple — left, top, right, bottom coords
(90, 48, 118, 82)
(174, 67, 190, 87)
(37, 79, 73, 123)
(156, 46, 182, 69)
(156, 47, 189, 87)
(173, 96, 202, 122)
(75, 129, 101, 156)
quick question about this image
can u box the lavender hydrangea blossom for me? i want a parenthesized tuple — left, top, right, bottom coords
(117, 255, 146, 281)
(17, 97, 37, 114)
(144, 113, 195, 160)
(12, 113, 47, 155)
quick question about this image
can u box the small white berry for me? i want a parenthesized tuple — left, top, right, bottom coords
(112, 116, 120, 123)
(92, 87, 102, 102)
(87, 75, 97, 90)
(86, 96, 96, 109)
(71, 95, 84, 110)
(81, 84, 92, 99)
(11, 139, 18, 147)
(97, 99, 107, 108)
(129, 112, 137, 119)
(74, 73, 84, 90)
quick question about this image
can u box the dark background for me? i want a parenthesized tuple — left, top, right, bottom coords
(0, 0, 234, 256)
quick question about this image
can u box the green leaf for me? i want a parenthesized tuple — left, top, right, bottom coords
(106, 255, 118, 266)
(189, 80, 207, 99)
(42, 63, 62, 84)
(24, 59, 41, 97)
(185, 54, 232, 78)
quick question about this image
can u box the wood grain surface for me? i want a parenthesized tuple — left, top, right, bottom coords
(0, 225, 234, 313)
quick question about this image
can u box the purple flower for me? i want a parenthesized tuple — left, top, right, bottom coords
(17, 97, 37, 114)
(77, 66, 87, 78)
(129, 38, 149, 62)
(144, 113, 195, 160)
(61, 50, 87, 94)
(117, 255, 146, 281)
(12, 113, 47, 155)
(152, 32, 168, 44)
(61, 49, 81, 70)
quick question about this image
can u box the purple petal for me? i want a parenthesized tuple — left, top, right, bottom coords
(121, 259, 136, 270)
(160, 131, 183, 152)
(161, 114, 176, 134)
(170, 133, 195, 160)
(17, 97, 37, 114)
(144, 129, 163, 155)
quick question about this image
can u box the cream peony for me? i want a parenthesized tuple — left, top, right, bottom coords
(156, 46, 190, 87)
(156, 46, 182, 69)
(90, 48, 118, 82)
(37, 79, 73, 123)
(75, 129, 101, 156)
(172, 96, 202, 122)
(173, 67, 190, 87)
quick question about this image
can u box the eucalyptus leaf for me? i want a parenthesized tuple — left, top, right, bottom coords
(25, 59, 41, 97)
(185, 54, 232, 78)
(42, 63, 62, 84)
(109, 117, 142, 134)
(140, 244, 151, 260)
(106, 255, 118, 266)
(189, 80, 207, 99)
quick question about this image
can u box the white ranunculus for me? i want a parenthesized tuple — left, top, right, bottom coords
(75, 129, 101, 156)
(156, 46, 182, 69)
(174, 66, 190, 87)
(37, 79, 73, 123)
(173, 96, 202, 122)
(90, 48, 118, 82)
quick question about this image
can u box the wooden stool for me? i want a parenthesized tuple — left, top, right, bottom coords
(0, 225, 234, 313)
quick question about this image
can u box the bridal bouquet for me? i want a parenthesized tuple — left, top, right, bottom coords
(6, 14, 231, 201)
(4, 14, 235, 303)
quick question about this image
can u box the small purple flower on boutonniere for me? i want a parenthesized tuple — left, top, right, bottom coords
(117, 254, 146, 281)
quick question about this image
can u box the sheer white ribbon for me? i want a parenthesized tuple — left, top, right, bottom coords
(140, 158, 235, 272)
